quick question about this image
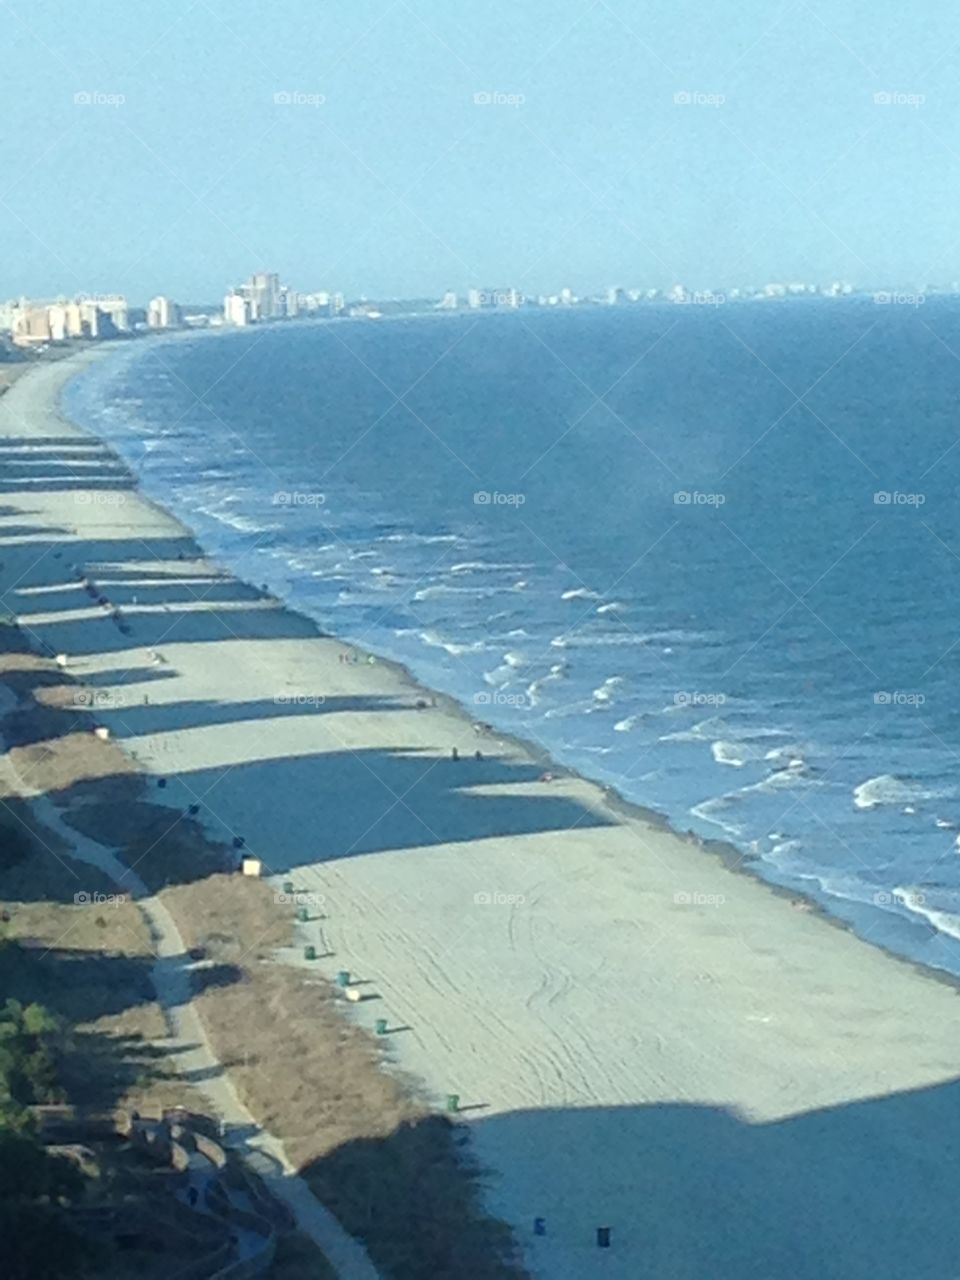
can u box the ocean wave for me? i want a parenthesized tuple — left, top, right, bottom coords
(690, 796, 744, 837)
(853, 774, 946, 811)
(711, 740, 759, 768)
(596, 601, 627, 615)
(561, 587, 600, 600)
(379, 532, 462, 545)
(414, 584, 502, 601)
(419, 631, 488, 657)
(896, 886, 960, 942)
(592, 677, 625, 704)
(450, 561, 533, 574)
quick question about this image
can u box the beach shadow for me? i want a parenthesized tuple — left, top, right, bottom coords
(303, 1080, 960, 1280)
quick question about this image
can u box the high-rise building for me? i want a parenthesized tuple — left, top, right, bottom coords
(12, 307, 52, 345)
(148, 296, 181, 328)
(224, 292, 251, 326)
(247, 272, 281, 319)
(437, 291, 459, 310)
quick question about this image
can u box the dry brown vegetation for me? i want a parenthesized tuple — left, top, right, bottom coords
(0, 632, 528, 1279)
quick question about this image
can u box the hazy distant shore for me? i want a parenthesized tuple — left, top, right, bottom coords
(7, 348, 960, 1278)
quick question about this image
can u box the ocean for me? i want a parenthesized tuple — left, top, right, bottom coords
(62, 299, 960, 975)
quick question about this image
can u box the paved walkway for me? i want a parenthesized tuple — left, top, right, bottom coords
(11, 778, 380, 1280)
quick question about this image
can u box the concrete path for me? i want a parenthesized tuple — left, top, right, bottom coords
(6, 781, 380, 1280)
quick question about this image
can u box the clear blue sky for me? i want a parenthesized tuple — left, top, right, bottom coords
(2, 0, 958, 303)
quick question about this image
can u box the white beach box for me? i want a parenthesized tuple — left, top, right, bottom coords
(93, 726, 111, 741)
(241, 857, 262, 878)
(344, 987, 362, 1003)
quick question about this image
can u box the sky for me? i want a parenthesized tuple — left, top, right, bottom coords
(2, 0, 959, 304)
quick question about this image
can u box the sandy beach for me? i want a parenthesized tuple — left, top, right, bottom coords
(3, 348, 960, 1278)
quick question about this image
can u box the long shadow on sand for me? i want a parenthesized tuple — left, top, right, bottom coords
(307, 1082, 960, 1280)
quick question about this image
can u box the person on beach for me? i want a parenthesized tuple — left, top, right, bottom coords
(451, 747, 459, 761)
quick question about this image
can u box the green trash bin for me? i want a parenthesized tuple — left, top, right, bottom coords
(283, 880, 295, 895)
(375, 1018, 388, 1035)
(296, 906, 309, 923)
(336, 970, 350, 987)
(446, 1093, 460, 1114)
(304, 945, 316, 961)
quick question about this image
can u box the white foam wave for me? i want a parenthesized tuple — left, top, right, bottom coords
(418, 631, 487, 656)
(561, 587, 600, 600)
(853, 774, 945, 811)
(711, 740, 754, 767)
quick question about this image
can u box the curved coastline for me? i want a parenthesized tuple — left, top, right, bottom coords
(53, 333, 960, 987)
(8, 343, 960, 1278)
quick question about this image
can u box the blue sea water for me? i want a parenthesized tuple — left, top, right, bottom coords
(63, 301, 960, 974)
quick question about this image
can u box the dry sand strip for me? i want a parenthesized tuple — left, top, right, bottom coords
(5, 353, 960, 1278)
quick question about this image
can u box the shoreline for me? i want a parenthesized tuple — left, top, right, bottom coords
(8, 346, 960, 1278)
(49, 338, 960, 993)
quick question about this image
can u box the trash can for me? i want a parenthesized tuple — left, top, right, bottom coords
(304, 945, 316, 961)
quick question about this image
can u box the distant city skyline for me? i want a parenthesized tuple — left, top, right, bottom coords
(3, 0, 958, 304)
